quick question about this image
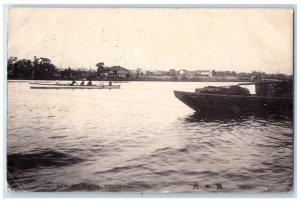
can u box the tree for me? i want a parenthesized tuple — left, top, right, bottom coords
(16, 59, 33, 79)
(60, 67, 75, 79)
(96, 62, 104, 68)
(96, 62, 106, 77)
(7, 56, 58, 80)
(168, 69, 177, 76)
(32, 57, 57, 79)
(136, 68, 142, 77)
(212, 70, 216, 77)
(7, 57, 18, 78)
(145, 71, 153, 76)
(7, 57, 33, 79)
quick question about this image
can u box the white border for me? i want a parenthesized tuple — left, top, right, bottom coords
(1, 0, 299, 201)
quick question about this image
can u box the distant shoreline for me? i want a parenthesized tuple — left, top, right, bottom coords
(7, 78, 251, 82)
(7, 76, 293, 83)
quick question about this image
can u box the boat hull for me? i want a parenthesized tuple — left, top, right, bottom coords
(30, 84, 121, 89)
(174, 90, 293, 118)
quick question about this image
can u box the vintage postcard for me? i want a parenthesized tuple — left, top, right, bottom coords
(6, 7, 294, 193)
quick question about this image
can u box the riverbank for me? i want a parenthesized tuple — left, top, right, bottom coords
(7, 78, 252, 82)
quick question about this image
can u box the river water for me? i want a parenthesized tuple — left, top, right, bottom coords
(7, 81, 293, 193)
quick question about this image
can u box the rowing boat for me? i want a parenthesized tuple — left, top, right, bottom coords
(30, 82, 121, 89)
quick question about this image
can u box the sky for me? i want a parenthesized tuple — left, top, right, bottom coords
(8, 8, 293, 74)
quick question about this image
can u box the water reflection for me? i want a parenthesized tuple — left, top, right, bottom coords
(184, 111, 293, 123)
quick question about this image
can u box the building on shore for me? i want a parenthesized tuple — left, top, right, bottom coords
(176, 70, 212, 80)
(97, 66, 131, 79)
(109, 66, 130, 78)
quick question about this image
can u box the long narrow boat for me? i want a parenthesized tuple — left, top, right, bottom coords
(174, 79, 293, 118)
(30, 83, 121, 89)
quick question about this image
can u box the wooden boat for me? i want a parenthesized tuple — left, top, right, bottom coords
(174, 79, 293, 118)
(30, 82, 121, 89)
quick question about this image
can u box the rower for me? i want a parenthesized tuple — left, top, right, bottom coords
(70, 79, 78, 86)
(87, 80, 93, 86)
(109, 81, 112, 86)
(80, 80, 85, 86)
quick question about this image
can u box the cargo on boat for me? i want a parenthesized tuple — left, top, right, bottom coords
(174, 79, 293, 118)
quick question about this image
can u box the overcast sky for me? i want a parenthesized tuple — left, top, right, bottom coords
(8, 8, 293, 74)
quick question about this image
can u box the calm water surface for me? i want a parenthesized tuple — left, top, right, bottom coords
(7, 81, 293, 192)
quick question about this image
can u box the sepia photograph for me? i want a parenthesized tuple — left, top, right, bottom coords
(6, 7, 294, 193)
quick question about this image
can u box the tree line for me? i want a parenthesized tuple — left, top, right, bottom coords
(8, 56, 59, 80)
(7, 56, 292, 80)
(7, 56, 99, 80)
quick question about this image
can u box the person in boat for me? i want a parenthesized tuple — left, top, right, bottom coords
(70, 79, 78, 86)
(109, 81, 112, 86)
(87, 80, 93, 86)
(80, 80, 85, 86)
